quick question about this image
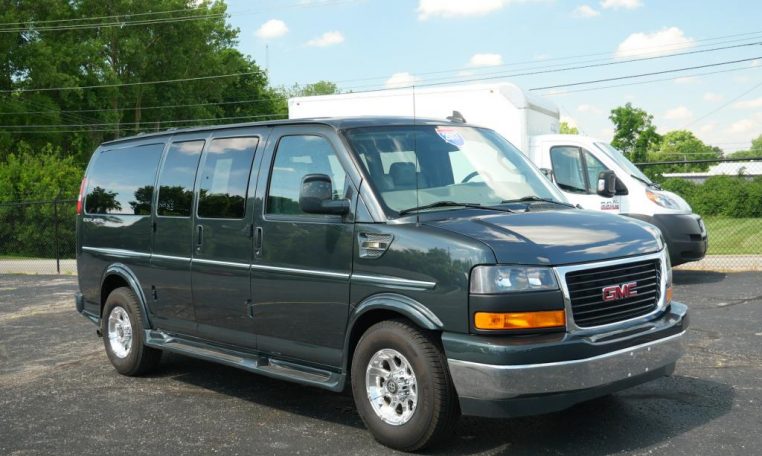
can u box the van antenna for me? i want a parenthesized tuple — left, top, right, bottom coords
(447, 110, 466, 123)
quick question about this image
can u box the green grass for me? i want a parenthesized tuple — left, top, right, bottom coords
(704, 217, 762, 255)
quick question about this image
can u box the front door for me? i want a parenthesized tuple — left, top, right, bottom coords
(550, 145, 621, 213)
(191, 133, 263, 348)
(250, 127, 355, 367)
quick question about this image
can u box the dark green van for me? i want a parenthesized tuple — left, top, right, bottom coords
(75, 117, 688, 451)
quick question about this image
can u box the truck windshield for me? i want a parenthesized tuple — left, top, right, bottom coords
(343, 125, 567, 216)
(594, 142, 653, 185)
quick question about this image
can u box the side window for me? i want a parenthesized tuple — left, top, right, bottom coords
(157, 140, 203, 217)
(85, 143, 164, 215)
(583, 150, 608, 190)
(267, 135, 347, 216)
(550, 146, 587, 194)
(197, 137, 258, 219)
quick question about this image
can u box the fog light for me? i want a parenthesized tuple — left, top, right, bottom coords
(474, 310, 565, 330)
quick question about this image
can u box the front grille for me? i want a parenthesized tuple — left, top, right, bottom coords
(565, 259, 661, 327)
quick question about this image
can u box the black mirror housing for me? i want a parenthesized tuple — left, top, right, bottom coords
(299, 173, 349, 215)
(597, 170, 617, 198)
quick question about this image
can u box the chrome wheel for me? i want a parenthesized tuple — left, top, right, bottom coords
(107, 306, 133, 359)
(365, 348, 418, 426)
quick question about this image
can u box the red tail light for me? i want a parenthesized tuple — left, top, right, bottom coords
(76, 177, 87, 215)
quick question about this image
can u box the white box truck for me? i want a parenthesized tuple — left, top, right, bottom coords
(289, 83, 707, 265)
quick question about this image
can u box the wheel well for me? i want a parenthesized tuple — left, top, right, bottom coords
(100, 274, 129, 316)
(346, 309, 431, 376)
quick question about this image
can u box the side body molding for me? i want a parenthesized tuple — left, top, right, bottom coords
(100, 263, 152, 328)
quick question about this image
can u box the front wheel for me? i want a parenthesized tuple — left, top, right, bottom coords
(351, 319, 459, 451)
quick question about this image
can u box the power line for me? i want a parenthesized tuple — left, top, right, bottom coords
(0, 6, 211, 27)
(0, 97, 276, 116)
(528, 57, 761, 91)
(0, 113, 285, 129)
(1, 70, 264, 94)
(683, 81, 762, 128)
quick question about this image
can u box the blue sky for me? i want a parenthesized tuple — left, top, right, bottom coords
(225, 0, 762, 153)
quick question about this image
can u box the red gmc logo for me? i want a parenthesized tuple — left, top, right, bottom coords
(602, 282, 638, 301)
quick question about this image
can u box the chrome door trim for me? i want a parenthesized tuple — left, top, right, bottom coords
(250, 263, 350, 280)
(192, 258, 250, 269)
(351, 273, 436, 290)
(81, 246, 151, 259)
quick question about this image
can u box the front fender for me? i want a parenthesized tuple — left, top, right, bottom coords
(349, 293, 444, 331)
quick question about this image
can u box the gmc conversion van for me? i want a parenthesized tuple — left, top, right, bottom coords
(76, 117, 688, 451)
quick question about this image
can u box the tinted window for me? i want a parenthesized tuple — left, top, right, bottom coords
(550, 146, 587, 193)
(157, 141, 203, 217)
(85, 143, 164, 215)
(197, 137, 258, 219)
(267, 135, 347, 216)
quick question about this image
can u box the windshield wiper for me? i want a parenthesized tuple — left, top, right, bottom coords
(630, 174, 661, 189)
(398, 201, 513, 216)
(500, 196, 576, 208)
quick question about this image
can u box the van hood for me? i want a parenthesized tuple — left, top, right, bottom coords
(424, 209, 661, 266)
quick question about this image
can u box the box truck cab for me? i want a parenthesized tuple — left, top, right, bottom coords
(289, 83, 707, 265)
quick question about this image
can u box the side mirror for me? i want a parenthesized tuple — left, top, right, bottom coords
(539, 168, 553, 181)
(299, 173, 350, 215)
(597, 170, 617, 198)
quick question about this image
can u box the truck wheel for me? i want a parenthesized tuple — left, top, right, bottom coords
(101, 287, 162, 376)
(351, 319, 459, 451)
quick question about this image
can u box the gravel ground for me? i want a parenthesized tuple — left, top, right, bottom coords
(0, 272, 760, 455)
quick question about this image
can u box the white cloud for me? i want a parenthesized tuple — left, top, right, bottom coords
(255, 19, 288, 39)
(601, 0, 643, 9)
(573, 5, 600, 17)
(663, 106, 693, 121)
(727, 118, 756, 134)
(468, 53, 503, 67)
(734, 97, 762, 109)
(674, 76, 699, 84)
(306, 31, 345, 47)
(577, 104, 602, 114)
(615, 27, 694, 58)
(703, 92, 724, 102)
(417, 0, 532, 20)
(699, 122, 717, 133)
(385, 72, 421, 88)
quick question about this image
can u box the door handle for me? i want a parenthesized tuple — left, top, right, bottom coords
(254, 227, 263, 252)
(197, 225, 204, 247)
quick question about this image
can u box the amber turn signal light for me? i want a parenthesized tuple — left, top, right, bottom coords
(474, 310, 566, 330)
(665, 286, 673, 305)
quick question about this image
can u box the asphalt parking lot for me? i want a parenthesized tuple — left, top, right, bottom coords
(1, 272, 761, 456)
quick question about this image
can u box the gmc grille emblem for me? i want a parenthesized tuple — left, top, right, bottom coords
(602, 282, 638, 302)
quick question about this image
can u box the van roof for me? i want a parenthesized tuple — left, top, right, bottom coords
(100, 116, 466, 146)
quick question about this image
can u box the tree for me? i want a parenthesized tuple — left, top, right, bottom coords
(609, 103, 661, 163)
(647, 130, 722, 173)
(727, 134, 762, 158)
(559, 121, 579, 134)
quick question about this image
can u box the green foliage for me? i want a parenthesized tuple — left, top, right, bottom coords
(646, 130, 722, 174)
(726, 134, 762, 159)
(559, 121, 579, 134)
(609, 103, 661, 163)
(661, 175, 762, 218)
(0, 144, 83, 257)
(0, 0, 283, 166)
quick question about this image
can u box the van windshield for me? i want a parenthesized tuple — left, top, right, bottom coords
(344, 125, 566, 216)
(595, 142, 653, 184)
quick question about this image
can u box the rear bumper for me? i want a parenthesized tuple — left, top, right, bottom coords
(444, 302, 688, 418)
(626, 213, 707, 266)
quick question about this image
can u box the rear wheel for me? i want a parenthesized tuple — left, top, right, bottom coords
(351, 319, 459, 451)
(101, 287, 161, 376)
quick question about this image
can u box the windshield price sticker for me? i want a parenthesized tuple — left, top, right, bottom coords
(435, 127, 465, 147)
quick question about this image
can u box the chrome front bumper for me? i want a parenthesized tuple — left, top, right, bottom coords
(448, 329, 685, 401)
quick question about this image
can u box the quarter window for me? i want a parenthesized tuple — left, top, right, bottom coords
(197, 137, 258, 219)
(85, 143, 164, 215)
(267, 135, 347, 216)
(157, 140, 204, 217)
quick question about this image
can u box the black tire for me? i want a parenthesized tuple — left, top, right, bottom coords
(101, 287, 162, 376)
(351, 319, 460, 451)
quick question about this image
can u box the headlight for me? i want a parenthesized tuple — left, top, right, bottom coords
(470, 265, 558, 294)
(646, 189, 679, 209)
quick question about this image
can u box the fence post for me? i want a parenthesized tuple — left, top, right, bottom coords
(54, 196, 60, 274)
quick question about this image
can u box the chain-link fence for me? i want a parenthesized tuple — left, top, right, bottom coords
(639, 158, 762, 271)
(0, 199, 77, 275)
(1, 163, 761, 275)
